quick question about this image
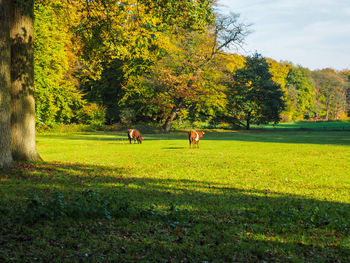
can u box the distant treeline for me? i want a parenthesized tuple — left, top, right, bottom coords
(34, 0, 350, 131)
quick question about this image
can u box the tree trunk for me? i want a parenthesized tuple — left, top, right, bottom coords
(325, 93, 331, 120)
(326, 103, 329, 120)
(163, 108, 177, 133)
(163, 98, 184, 133)
(10, 0, 41, 161)
(0, 0, 13, 168)
(246, 112, 251, 130)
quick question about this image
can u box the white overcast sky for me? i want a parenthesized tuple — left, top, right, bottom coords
(216, 0, 350, 70)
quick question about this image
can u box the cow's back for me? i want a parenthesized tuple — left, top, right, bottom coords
(188, 130, 196, 140)
(133, 129, 141, 138)
(189, 130, 204, 141)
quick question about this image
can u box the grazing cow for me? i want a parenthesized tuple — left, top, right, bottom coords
(127, 129, 144, 144)
(188, 130, 205, 148)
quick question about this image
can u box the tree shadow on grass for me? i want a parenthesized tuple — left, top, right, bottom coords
(162, 147, 186, 149)
(38, 133, 126, 142)
(1, 162, 350, 261)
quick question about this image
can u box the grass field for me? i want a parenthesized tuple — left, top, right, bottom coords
(252, 120, 350, 131)
(1, 129, 350, 262)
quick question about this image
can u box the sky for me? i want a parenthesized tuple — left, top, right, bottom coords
(217, 0, 350, 70)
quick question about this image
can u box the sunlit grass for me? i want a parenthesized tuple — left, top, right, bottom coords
(37, 130, 350, 202)
(1, 129, 350, 262)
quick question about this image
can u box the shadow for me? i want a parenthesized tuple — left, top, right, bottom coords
(162, 147, 186, 149)
(38, 133, 125, 142)
(1, 162, 350, 261)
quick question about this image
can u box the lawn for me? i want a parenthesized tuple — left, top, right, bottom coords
(252, 120, 350, 131)
(1, 129, 350, 262)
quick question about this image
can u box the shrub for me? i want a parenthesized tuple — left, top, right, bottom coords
(119, 108, 136, 125)
(77, 103, 106, 128)
(338, 111, 350, 120)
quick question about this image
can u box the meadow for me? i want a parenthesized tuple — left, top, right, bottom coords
(252, 120, 350, 131)
(1, 127, 350, 262)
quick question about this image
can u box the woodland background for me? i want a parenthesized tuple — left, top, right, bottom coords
(33, 0, 350, 131)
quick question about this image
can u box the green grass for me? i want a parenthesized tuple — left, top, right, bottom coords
(1, 129, 350, 262)
(252, 120, 350, 130)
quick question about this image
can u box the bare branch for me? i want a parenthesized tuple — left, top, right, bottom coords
(199, 12, 251, 69)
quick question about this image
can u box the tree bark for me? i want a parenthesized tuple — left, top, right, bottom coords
(0, 0, 13, 168)
(246, 112, 251, 130)
(10, 0, 41, 161)
(326, 95, 330, 120)
(163, 107, 178, 133)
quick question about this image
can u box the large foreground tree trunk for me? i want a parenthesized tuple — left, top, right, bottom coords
(10, 0, 41, 161)
(0, 0, 13, 168)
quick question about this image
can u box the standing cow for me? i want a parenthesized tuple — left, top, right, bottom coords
(188, 130, 205, 148)
(127, 129, 144, 144)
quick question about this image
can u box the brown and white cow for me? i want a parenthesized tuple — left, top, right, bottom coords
(188, 130, 205, 148)
(127, 129, 144, 144)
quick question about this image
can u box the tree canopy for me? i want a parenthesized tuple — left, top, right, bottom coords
(226, 53, 285, 129)
(28, 1, 350, 129)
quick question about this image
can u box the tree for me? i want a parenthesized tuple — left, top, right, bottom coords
(267, 59, 291, 91)
(80, 60, 126, 124)
(11, 0, 41, 161)
(142, 30, 214, 131)
(203, 52, 246, 126)
(284, 66, 315, 120)
(139, 0, 215, 30)
(136, 12, 250, 132)
(312, 69, 346, 120)
(340, 70, 350, 117)
(0, 0, 13, 168)
(226, 53, 285, 130)
(72, 0, 178, 81)
(34, 1, 85, 127)
(78, 2, 237, 130)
